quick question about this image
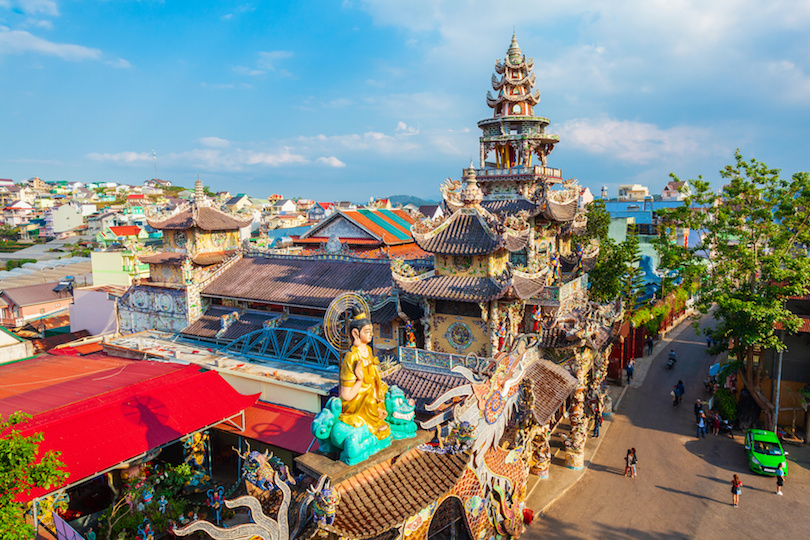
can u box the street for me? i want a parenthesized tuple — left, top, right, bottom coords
(525, 314, 810, 539)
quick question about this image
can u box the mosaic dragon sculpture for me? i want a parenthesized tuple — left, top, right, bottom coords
(311, 385, 416, 465)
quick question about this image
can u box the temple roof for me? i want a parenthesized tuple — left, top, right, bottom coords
(524, 360, 578, 425)
(137, 250, 237, 267)
(412, 209, 502, 255)
(394, 273, 508, 302)
(480, 197, 542, 217)
(383, 365, 466, 414)
(147, 205, 252, 231)
(330, 447, 470, 540)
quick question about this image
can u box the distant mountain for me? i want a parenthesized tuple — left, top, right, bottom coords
(388, 194, 438, 207)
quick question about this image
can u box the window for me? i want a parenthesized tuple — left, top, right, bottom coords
(379, 322, 393, 339)
(510, 248, 528, 267)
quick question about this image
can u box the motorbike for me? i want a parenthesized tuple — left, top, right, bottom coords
(667, 350, 677, 369)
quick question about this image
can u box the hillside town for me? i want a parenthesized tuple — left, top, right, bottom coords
(2, 33, 809, 540)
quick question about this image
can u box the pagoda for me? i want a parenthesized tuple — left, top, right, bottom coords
(392, 34, 620, 470)
(117, 179, 252, 333)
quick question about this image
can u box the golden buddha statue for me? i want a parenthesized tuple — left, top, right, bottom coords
(338, 306, 391, 441)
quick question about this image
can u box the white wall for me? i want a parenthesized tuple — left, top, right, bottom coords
(69, 288, 118, 335)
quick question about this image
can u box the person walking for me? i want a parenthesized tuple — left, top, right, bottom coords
(630, 447, 638, 477)
(624, 449, 633, 477)
(731, 474, 742, 507)
(592, 407, 603, 438)
(696, 412, 707, 438)
(694, 399, 703, 423)
(676, 380, 685, 404)
(776, 462, 785, 495)
(711, 413, 721, 436)
(671, 385, 679, 407)
(646, 336, 653, 355)
(626, 358, 635, 383)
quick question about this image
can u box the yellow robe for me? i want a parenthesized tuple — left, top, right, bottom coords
(339, 344, 390, 440)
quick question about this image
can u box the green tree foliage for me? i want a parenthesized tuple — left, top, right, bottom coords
(0, 412, 68, 539)
(585, 200, 645, 307)
(655, 151, 810, 430)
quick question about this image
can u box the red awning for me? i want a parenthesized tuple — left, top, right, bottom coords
(215, 401, 318, 454)
(15, 365, 259, 501)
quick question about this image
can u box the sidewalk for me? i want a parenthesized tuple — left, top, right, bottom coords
(524, 311, 693, 515)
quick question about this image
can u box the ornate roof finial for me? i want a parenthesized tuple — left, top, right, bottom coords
(461, 164, 483, 207)
(194, 175, 206, 208)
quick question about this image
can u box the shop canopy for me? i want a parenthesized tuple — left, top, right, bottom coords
(9, 362, 259, 501)
(215, 400, 319, 454)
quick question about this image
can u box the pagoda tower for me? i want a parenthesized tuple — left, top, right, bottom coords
(394, 35, 621, 470)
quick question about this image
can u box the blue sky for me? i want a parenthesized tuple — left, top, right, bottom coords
(2, 1, 810, 202)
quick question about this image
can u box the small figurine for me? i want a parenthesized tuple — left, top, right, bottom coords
(207, 486, 225, 525)
(85, 527, 96, 540)
(137, 518, 153, 540)
(158, 495, 168, 514)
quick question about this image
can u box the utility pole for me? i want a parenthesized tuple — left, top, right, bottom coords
(153, 150, 157, 180)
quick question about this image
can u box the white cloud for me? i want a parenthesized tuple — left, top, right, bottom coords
(557, 116, 714, 164)
(199, 137, 231, 148)
(233, 65, 264, 76)
(0, 26, 101, 61)
(257, 50, 294, 71)
(86, 151, 152, 164)
(317, 156, 346, 167)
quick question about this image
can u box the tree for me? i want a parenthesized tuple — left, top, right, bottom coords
(654, 151, 810, 430)
(0, 412, 68, 539)
(584, 199, 643, 306)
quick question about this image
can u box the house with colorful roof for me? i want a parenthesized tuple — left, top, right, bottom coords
(270, 199, 297, 215)
(0, 281, 74, 327)
(306, 201, 335, 221)
(295, 207, 426, 258)
(96, 224, 148, 247)
(3, 200, 34, 227)
(662, 179, 690, 201)
(224, 193, 251, 212)
(124, 193, 147, 215)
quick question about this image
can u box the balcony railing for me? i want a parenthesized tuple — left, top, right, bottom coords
(398, 346, 487, 371)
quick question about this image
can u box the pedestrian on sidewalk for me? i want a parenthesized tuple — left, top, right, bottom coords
(676, 380, 685, 404)
(694, 399, 703, 423)
(626, 358, 635, 383)
(696, 412, 707, 438)
(646, 336, 653, 355)
(592, 407, 603, 438)
(776, 462, 785, 495)
(624, 449, 633, 477)
(731, 474, 742, 507)
(711, 413, 721, 436)
(630, 447, 638, 477)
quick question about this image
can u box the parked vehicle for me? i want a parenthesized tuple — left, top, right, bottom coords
(744, 429, 788, 476)
(667, 350, 677, 369)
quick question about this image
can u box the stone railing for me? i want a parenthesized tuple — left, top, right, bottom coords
(398, 346, 487, 371)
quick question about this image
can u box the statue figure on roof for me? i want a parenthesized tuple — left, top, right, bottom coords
(312, 305, 417, 465)
(339, 306, 391, 441)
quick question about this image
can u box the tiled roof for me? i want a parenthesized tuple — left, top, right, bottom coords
(504, 229, 530, 252)
(332, 447, 470, 539)
(33, 330, 91, 352)
(147, 206, 252, 231)
(192, 250, 237, 266)
(0, 282, 73, 307)
(302, 209, 416, 245)
(395, 274, 508, 302)
(560, 253, 597, 273)
(138, 252, 187, 266)
(541, 198, 577, 222)
(181, 306, 279, 340)
(412, 210, 502, 255)
(202, 255, 393, 308)
(525, 359, 577, 425)
(481, 198, 541, 216)
(109, 225, 141, 236)
(511, 272, 549, 299)
(383, 365, 466, 413)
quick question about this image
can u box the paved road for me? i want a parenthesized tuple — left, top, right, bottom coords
(524, 314, 810, 539)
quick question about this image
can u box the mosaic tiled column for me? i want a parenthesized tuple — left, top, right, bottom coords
(565, 354, 591, 470)
(530, 426, 552, 479)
